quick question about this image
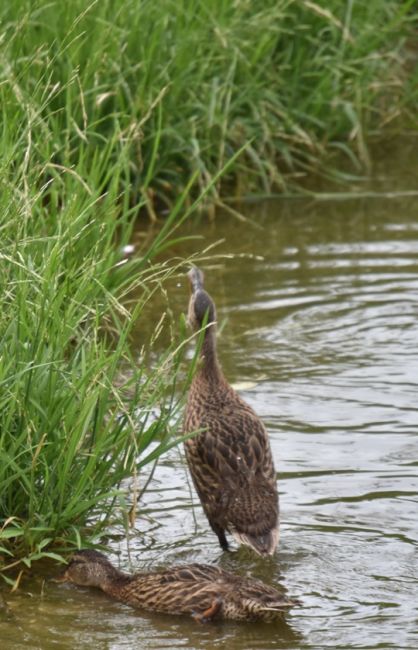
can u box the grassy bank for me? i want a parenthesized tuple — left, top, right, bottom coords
(1, 0, 417, 210)
(0, 109, 209, 582)
(0, 175, 215, 584)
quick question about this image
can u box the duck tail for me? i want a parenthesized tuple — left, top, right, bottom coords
(258, 598, 298, 617)
(241, 595, 298, 622)
(260, 597, 298, 612)
(232, 526, 279, 557)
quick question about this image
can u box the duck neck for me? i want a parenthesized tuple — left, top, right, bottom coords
(101, 568, 132, 597)
(197, 324, 223, 384)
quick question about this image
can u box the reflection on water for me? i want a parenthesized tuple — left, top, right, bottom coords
(2, 192, 418, 649)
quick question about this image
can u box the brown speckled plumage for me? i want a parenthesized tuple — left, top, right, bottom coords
(57, 550, 296, 622)
(184, 267, 279, 556)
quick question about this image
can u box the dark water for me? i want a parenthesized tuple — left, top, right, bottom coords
(2, 191, 418, 649)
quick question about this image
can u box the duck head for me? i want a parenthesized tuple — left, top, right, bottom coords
(55, 549, 120, 588)
(187, 267, 216, 331)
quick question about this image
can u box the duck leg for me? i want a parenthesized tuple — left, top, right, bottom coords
(211, 523, 229, 551)
(192, 597, 223, 623)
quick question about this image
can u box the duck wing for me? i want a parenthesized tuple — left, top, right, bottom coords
(126, 564, 227, 617)
(185, 391, 279, 554)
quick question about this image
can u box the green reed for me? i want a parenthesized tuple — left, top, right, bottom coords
(0, 0, 250, 580)
(0, 153, 214, 581)
(1, 0, 416, 207)
(0, 39, 206, 579)
(0, 174, 196, 580)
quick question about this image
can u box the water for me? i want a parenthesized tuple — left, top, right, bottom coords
(2, 191, 418, 649)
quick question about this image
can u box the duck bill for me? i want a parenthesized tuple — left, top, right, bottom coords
(50, 570, 69, 583)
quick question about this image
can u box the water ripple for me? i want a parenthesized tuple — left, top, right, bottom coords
(3, 206, 418, 650)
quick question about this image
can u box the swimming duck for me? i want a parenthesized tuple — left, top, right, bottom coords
(183, 267, 279, 556)
(55, 549, 296, 622)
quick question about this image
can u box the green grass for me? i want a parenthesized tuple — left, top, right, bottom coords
(0, 72, 215, 581)
(0, 18, 228, 575)
(1, 0, 416, 207)
(0, 178, 201, 583)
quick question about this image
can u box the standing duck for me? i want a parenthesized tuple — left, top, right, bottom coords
(183, 267, 279, 556)
(55, 550, 296, 622)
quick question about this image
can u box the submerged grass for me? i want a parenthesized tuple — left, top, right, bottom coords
(1, 0, 417, 208)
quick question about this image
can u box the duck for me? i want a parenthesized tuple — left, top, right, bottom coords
(55, 549, 296, 622)
(183, 267, 279, 556)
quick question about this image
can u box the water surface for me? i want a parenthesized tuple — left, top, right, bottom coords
(3, 192, 418, 649)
